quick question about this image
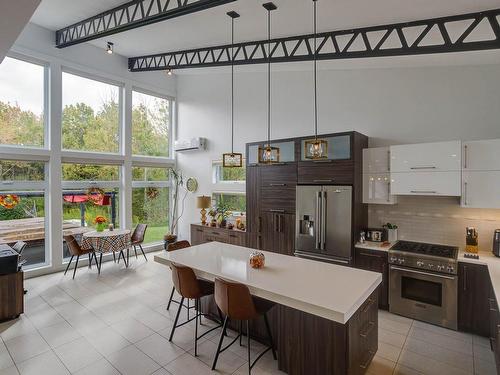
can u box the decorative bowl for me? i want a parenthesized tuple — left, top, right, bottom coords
(249, 251, 265, 269)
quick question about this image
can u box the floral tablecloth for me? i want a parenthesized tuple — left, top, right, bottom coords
(81, 229, 131, 253)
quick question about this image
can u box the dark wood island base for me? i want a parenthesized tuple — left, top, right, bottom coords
(202, 288, 379, 375)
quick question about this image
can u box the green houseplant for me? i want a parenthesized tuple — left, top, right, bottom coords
(216, 201, 231, 228)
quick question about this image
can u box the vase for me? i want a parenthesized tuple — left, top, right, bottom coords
(96, 223, 106, 232)
(387, 229, 398, 243)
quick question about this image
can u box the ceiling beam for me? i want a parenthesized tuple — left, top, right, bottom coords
(55, 0, 236, 48)
(128, 8, 500, 72)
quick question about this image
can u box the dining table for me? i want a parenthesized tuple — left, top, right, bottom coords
(81, 229, 131, 271)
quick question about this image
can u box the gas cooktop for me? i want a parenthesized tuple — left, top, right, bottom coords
(390, 240, 458, 259)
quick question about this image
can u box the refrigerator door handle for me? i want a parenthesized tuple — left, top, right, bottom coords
(321, 191, 327, 250)
(316, 191, 322, 250)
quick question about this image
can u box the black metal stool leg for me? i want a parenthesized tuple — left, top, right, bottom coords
(72, 255, 80, 279)
(264, 313, 277, 360)
(64, 256, 74, 275)
(113, 251, 116, 262)
(98, 253, 103, 274)
(88, 253, 92, 268)
(246, 320, 251, 375)
(211, 316, 229, 370)
(194, 299, 199, 356)
(239, 321, 243, 346)
(134, 245, 138, 259)
(169, 296, 184, 342)
(139, 244, 147, 261)
(166, 287, 175, 310)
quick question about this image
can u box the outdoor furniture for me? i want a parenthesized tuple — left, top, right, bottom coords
(81, 229, 131, 273)
(12, 241, 27, 256)
(63, 235, 98, 279)
(130, 224, 148, 261)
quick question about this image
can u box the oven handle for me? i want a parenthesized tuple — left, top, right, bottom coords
(390, 266, 456, 280)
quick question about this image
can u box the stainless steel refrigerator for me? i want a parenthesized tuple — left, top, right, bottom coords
(295, 185, 352, 264)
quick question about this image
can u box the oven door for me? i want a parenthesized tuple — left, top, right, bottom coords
(389, 265, 457, 330)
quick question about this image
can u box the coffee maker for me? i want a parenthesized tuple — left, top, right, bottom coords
(493, 229, 500, 257)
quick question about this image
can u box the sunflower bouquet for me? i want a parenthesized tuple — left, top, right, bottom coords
(93, 216, 107, 232)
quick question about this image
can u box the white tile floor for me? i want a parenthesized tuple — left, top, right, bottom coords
(0, 251, 496, 375)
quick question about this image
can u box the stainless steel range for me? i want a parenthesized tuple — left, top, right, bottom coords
(389, 240, 459, 330)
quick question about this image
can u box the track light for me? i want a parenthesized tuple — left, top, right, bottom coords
(166, 69, 173, 76)
(106, 42, 114, 54)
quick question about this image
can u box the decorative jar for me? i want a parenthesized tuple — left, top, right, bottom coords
(249, 251, 265, 269)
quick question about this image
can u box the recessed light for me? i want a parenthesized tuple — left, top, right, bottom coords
(166, 69, 173, 76)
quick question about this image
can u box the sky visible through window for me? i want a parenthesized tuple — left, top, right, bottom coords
(0, 57, 44, 115)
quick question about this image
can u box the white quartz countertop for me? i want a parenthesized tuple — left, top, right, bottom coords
(355, 241, 394, 252)
(154, 242, 382, 324)
(459, 251, 500, 304)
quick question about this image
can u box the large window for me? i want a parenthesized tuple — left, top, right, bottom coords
(61, 163, 120, 259)
(0, 160, 48, 268)
(132, 167, 169, 245)
(212, 192, 246, 215)
(62, 72, 120, 153)
(132, 90, 170, 157)
(0, 57, 45, 148)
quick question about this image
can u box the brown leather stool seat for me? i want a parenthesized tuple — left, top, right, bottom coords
(212, 277, 277, 374)
(168, 263, 223, 356)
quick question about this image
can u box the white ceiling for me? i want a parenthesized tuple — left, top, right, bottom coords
(30, 0, 500, 65)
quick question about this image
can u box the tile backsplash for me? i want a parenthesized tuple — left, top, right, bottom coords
(368, 196, 500, 252)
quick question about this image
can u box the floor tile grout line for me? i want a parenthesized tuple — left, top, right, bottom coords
(392, 318, 413, 375)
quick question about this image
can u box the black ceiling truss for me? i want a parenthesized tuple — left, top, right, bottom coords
(56, 0, 236, 48)
(128, 8, 500, 72)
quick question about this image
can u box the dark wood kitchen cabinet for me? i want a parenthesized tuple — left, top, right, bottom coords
(261, 211, 295, 256)
(458, 262, 490, 337)
(190, 224, 246, 247)
(354, 248, 389, 310)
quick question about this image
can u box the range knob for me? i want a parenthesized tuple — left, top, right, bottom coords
(416, 261, 424, 267)
(437, 265, 445, 271)
(428, 263, 434, 269)
(398, 258, 405, 264)
(390, 256, 397, 263)
(447, 266, 454, 273)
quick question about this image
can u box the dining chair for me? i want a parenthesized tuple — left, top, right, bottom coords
(212, 277, 277, 374)
(130, 224, 148, 261)
(63, 235, 97, 279)
(166, 240, 192, 312)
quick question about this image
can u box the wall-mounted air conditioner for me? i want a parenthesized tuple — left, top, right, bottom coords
(174, 137, 206, 152)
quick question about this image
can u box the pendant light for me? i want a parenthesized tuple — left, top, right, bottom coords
(222, 11, 243, 167)
(305, 0, 328, 159)
(259, 2, 279, 164)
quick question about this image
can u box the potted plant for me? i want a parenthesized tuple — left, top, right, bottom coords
(216, 201, 231, 228)
(165, 168, 185, 244)
(383, 222, 399, 243)
(94, 216, 107, 232)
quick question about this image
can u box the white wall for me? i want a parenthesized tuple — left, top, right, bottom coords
(176, 63, 500, 241)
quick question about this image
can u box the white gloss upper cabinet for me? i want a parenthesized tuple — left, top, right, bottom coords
(462, 171, 500, 208)
(390, 141, 462, 173)
(391, 171, 461, 196)
(463, 139, 500, 171)
(363, 147, 391, 173)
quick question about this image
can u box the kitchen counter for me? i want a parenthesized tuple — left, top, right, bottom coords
(155, 241, 381, 323)
(355, 241, 394, 252)
(155, 241, 381, 374)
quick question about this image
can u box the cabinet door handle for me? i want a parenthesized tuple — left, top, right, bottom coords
(269, 209, 285, 213)
(258, 217, 262, 233)
(359, 351, 375, 369)
(362, 298, 376, 313)
(464, 144, 468, 169)
(313, 160, 333, 164)
(411, 190, 437, 194)
(464, 182, 468, 206)
(387, 150, 391, 172)
(359, 321, 375, 338)
(269, 183, 286, 187)
(463, 265, 467, 291)
(359, 252, 383, 259)
(313, 179, 333, 183)
(410, 166, 437, 170)
(387, 181, 391, 202)
(279, 215, 283, 233)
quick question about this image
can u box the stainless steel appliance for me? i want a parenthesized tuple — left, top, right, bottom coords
(494, 229, 500, 257)
(295, 185, 352, 264)
(389, 240, 459, 330)
(365, 228, 387, 242)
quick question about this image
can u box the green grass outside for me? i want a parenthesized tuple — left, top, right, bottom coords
(143, 225, 168, 245)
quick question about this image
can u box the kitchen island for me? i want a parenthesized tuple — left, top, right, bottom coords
(155, 242, 382, 374)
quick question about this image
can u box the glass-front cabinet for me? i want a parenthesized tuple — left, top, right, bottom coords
(247, 141, 296, 165)
(300, 134, 351, 161)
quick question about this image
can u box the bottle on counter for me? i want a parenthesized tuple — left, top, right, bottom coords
(466, 227, 479, 254)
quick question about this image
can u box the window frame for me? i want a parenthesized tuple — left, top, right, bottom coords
(212, 160, 246, 185)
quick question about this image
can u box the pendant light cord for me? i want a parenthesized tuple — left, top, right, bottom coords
(313, 0, 318, 141)
(267, 8, 271, 148)
(231, 16, 235, 154)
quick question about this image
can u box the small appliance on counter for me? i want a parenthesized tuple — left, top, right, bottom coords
(364, 228, 387, 242)
(493, 229, 500, 257)
(466, 227, 479, 254)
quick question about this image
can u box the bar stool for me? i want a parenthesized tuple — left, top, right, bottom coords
(212, 278, 277, 374)
(166, 241, 192, 312)
(168, 263, 223, 356)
